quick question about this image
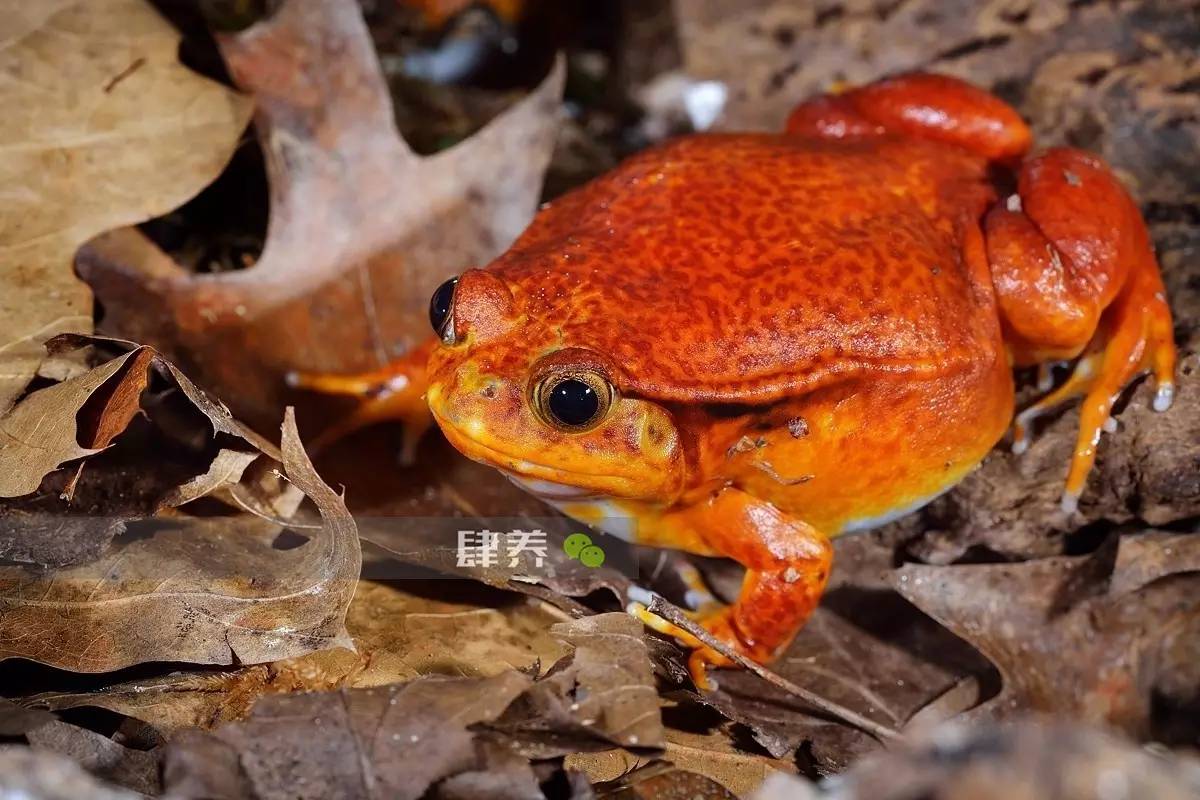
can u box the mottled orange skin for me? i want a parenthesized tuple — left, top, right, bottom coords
(317, 74, 1178, 683)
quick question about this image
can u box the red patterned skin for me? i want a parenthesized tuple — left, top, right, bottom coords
(316, 74, 1179, 684)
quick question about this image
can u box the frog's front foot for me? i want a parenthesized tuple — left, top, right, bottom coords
(625, 489, 833, 690)
(625, 590, 744, 690)
(286, 340, 435, 461)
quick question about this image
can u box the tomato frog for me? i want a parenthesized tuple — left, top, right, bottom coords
(294, 74, 1177, 686)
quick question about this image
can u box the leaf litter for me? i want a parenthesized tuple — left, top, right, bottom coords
(0, 360, 361, 671)
(28, 576, 573, 736)
(159, 613, 663, 800)
(0, 0, 1198, 797)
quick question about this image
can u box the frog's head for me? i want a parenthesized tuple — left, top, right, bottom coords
(425, 268, 685, 504)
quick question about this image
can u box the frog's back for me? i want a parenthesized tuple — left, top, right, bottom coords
(492, 133, 1004, 403)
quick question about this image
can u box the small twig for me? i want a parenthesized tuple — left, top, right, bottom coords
(506, 579, 594, 619)
(226, 491, 325, 530)
(104, 57, 146, 93)
(645, 594, 900, 742)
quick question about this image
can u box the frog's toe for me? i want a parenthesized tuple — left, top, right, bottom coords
(1010, 423, 1031, 455)
(1154, 381, 1176, 413)
(625, 592, 742, 690)
(673, 560, 720, 612)
(1035, 361, 1066, 392)
(1011, 352, 1102, 456)
(686, 645, 735, 691)
(625, 591, 701, 648)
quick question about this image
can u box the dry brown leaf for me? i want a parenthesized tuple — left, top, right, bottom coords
(81, 0, 565, 429)
(0, 409, 360, 672)
(163, 448, 261, 507)
(753, 718, 1200, 800)
(344, 578, 571, 684)
(25, 578, 569, 734)
(0, 746, 142, 800)
(0, 0, 251, 414)
(894, 533, 1200, 741)
(491, 613, 665, 756)
(547, 614, 665, 750)
(74, 347, 156, 452)
(568, 726, 793, 797)
(163, 671, 534, 800)
(598, 765, 739, 799)
(0, 347, 148, 497)
(26, 720, 160, 797)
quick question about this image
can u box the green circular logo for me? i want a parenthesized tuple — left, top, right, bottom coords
(563, 532, 593, 559)
(578, 544, 606, 568)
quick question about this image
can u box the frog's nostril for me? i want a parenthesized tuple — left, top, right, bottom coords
(481, 384, 497, 399)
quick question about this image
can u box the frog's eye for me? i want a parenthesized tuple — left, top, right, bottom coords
(532, 370, 615, 432)
(429, 276, 458, 344)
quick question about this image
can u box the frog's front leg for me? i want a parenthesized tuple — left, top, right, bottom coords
(628, 487, 833, 688)
(286, 339, 435, 462)
(985, 148, 1177, 510)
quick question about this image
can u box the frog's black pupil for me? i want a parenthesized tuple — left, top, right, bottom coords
(548, 379, 599, 427)
(429, 277, 458, 335)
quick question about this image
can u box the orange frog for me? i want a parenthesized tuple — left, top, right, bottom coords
(299, 74, 1177, 683)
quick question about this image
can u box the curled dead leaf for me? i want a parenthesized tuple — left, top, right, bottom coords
(26, 578, 571, 735)
(0, 347, 151, 498)
(0, 343, 360, 671)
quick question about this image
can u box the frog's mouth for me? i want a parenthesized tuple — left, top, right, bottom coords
(427, 397, 628, 499)
(427, 379, 683, 502)
(501, 472, 602, 502)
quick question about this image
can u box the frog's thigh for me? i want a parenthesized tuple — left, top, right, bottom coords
(786, 73, 1030, 161)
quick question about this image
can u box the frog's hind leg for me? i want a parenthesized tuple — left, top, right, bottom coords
(785, 72, 1031, 161)
(1011, 350, 1101, 456)
(985, 148, 1177, 511)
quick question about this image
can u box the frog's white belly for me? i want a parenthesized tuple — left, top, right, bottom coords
(837, 485, 954, 534)
(506, 472, 952, 540)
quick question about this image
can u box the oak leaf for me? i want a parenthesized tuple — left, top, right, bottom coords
(81, 0, 565, 429)
(0, 0, 250, 415)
